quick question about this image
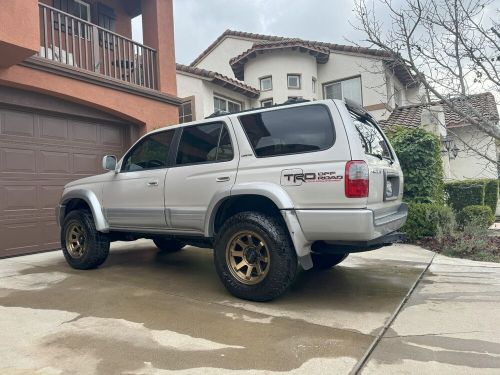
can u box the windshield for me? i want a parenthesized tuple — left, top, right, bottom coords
(350, 112, 392, 160)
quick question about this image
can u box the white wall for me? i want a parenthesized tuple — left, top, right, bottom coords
(195, 37, 255, 78)
(244, 50, 318, 106)
(446, 126, 498, 180)
(176, 73, 253, 120)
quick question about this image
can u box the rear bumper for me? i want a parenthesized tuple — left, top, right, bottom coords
(295, 203, 408, 242)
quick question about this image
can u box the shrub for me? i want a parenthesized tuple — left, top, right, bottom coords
(445, 181, 484, 212)
(403, 203, 455, 241)
(386, 127, 444, 204)
(457, 205, 495, 229)
(482, 179, 499, 215)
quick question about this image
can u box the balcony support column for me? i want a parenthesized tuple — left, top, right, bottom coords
(141, 0, 177, 95)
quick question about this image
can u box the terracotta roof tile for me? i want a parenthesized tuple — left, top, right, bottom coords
(176, 63, 259, 98)
(380, 92, 499, 129)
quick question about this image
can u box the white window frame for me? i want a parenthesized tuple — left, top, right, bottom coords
(213, 95, 241, 113)
(260, 76, 272, 91)
(287, 74, 301, 89)
(74, 0, 91, 21)
(261, 98, 273, 107)
(323, 76, 363, 105)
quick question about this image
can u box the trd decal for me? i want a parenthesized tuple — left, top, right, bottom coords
(282, 171, 343, 184)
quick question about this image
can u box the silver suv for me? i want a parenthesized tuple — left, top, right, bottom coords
(56, 99, 407, 301)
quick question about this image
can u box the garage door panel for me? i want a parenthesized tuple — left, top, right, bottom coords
(40, 115, 68, 140)
(73, 153, 99, 174)
(1, 148, 36, 173)
(39, 150, 70, 174)
(0, 104, 133, 257)
(2, 110, 35, 137)
(71, 121, 98, 143)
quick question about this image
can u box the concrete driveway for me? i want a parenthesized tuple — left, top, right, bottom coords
(0, 241, 499, 374)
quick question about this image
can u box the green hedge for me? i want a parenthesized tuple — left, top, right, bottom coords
(387, 127, 444, 204)
(457, 205, 495, 229)
(482, 179, 499, 215)
(445, 179, 498, 213)
(403, 203, 455, 241)
(445, 181, 485, 212)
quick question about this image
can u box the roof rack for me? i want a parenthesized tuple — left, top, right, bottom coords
(344, 98, 373, 119)
(204, 98, 311, 119)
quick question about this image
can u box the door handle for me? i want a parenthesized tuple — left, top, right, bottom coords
(147, 180, 159, 187)
(216, 176, 230, 182)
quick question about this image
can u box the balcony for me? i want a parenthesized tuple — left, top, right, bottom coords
(38, 2, 158, 90)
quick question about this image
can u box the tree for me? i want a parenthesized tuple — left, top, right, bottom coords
(353, 0, 500, 168)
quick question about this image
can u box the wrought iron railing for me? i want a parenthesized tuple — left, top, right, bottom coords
(38, 3, 158, 90)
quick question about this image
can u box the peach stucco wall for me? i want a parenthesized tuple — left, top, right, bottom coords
(0, 0, 40, 67)
(0, 65, 178, 133)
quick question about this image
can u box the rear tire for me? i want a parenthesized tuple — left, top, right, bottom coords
(214, 211, 297, 302)
(153, 238, 185, 253)
(311, 252, 348, 270)
(61, 210, 110, 270)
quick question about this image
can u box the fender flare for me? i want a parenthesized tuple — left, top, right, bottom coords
(59, 189, 109, 232)
(203, 182, 294, 237)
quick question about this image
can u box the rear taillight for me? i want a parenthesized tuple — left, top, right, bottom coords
(345, 160, 369, 198)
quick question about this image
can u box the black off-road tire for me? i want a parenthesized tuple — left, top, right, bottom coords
(153, 238, 185, 252)
(311, 252, 348, 270)
(61, 210, 110, 270)
(214, 211, 298, 302)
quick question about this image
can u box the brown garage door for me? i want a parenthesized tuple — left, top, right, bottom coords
(0, 89, 135, 257)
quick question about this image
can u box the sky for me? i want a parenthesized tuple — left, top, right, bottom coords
(132, 0, 368, 65)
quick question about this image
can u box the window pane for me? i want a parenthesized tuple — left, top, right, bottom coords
(239, 105, 335, 157)
(288, 75, 300, 88)
(342, 77, 362, 104)
(261, 100, 273, 107)
(260, 77, 272, 91)
(214, 97, 227, 112)
(216, 126, 234, 161)
(324, 82, 342, 100)
(176, 123, 223, 165)
(227, 101, 241, 113)
(122, 131, 174, 172)
(351, 114, 391, 158)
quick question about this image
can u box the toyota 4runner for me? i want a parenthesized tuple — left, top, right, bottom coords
(56, 99, 407, 301)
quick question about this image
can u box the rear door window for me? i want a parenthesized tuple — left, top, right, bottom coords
(176, 122, 234, 165)
(351, 114, 392, 160)
(239, 104, 335, 157)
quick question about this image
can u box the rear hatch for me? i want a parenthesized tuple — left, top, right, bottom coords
(348, 107, 403, 215)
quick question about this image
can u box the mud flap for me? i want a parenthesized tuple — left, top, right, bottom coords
(281, 209, 313, 270)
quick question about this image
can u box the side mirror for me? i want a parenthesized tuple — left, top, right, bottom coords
(102, 155, 117, 171)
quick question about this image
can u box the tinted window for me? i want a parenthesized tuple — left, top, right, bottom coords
(176, 123, 233, 165)
(239, 105, 334, 157)
(351, 114, 392, 159)
(122, 130, 174, 172)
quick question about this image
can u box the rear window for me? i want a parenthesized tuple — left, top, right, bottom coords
(239, 104, 335, 158)
(351, 114, 392, 160)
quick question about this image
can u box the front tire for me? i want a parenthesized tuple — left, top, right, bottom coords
(214, 212, 297, 302)
(61, 210, 110, 270)
(153, 238, 185, 252)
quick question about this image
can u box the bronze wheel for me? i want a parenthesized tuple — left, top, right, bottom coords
(226, 230, 270, 285)
(65, 222, 87, 259)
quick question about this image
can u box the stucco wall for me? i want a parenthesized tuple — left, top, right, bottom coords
(195, 37, 255, 78)
(244, 50, 318, 105)
(446, 127, 498, 180)
(176, 73, 252, 119)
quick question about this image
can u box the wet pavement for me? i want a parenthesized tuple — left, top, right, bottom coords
(0, 240, 498, 374)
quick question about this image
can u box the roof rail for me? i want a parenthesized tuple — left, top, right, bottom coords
(204, 98, 311, 119)
(344, 98, 373, 119)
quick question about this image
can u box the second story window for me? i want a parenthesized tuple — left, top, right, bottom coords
(179, 100, 193, 124)
(260, 76, 273, 91)
(312, 78, 317, 93)
(287, 74, 301, 89)
(261, 99, 273, 107)
(214, 96, 241, 113)
(98, 3, 116, 32)
(53, 0, 90, 38)
(324, 76, 362, 105)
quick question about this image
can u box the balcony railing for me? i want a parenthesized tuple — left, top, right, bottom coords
(38, 3, 157, 90)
